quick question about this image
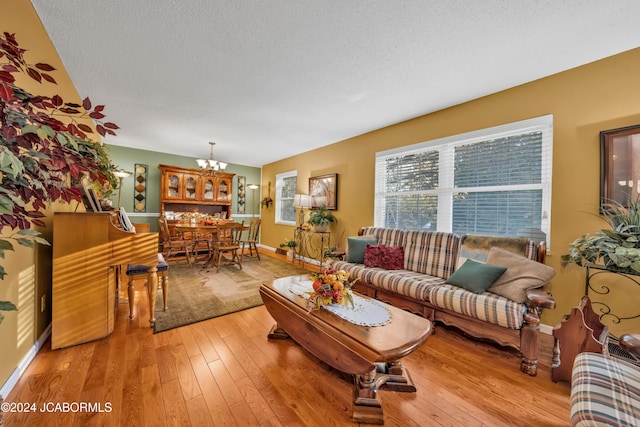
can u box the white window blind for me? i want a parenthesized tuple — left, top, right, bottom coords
(275, 171, 297, 225)
(374, 115, 553, 245)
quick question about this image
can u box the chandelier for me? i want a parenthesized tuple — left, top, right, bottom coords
(196, 141, 227, 171)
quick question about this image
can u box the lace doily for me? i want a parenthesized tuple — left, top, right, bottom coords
(288, 281, 392, 327)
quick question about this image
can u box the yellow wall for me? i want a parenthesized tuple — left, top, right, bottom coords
(262, 48, 640, 334)
(0, 0, 85, 391)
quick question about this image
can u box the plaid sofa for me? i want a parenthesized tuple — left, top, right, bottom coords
(571, 352, 640, 426)
(329, 227, 555, 376)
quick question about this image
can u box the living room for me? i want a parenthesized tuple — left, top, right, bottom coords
(3, 1, 640, 425)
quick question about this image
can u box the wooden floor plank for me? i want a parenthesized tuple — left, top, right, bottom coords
(189, 354, 236, 426)
(160, 378, 191, 427)
(3, 250, 571, 426)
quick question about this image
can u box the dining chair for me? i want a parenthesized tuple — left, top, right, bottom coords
(190, 230, 214, 264)
(158, 217, 194, 266)
(240, 219, 261, 261)
(211, 221, 244, 272)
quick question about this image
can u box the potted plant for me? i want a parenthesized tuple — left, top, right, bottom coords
(308, 206, 337, 232)
(562, 197, 640, 275)
(279, 238, 297, 260)
(0, 33, 119, 324)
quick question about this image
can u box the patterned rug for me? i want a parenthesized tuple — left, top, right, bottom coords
(153, 255, 310, 333)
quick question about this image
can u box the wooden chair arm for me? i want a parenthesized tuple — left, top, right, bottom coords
(619, 334, 640, 357)
(525, 289, 555, 310)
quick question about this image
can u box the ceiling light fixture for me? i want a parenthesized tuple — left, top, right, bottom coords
(196, 141, 227, 171)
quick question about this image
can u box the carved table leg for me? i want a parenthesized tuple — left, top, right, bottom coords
(353, 367, 383, 424)
(377, 359, 417, 392)
(147, 266, 158, 327)
(352, 359, 417, 424)
(267, 323, 290, 340)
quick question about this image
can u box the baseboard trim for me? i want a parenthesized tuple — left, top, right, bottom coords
(0, 323, 51, 399)
(540, 323, 553, 335)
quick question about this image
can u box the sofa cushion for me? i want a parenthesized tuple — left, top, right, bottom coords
(346, 235, 378, 263)
(428, 284, 525, 329)
(403, 230, 462, 278)
(328, 260, 445, 301)
(571, 352, 640, 427)
(486, 247, 555, 303)
(364, 244, 404, 270)
(327, 260, 369, 282)
(360, 227, 405, 247)
(445, 259, 507, 294)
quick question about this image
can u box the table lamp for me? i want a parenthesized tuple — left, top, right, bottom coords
(292, 193, 312, 228)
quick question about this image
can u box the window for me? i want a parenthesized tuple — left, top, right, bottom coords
(375, 115, 553, 245)
(276, 170, 297, 225)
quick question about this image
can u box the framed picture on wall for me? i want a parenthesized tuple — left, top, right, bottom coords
(309, 173, 338, 210)
(601, 124, 640, 208)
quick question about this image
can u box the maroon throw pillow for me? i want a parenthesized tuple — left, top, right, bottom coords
(364, 244, 405, 270)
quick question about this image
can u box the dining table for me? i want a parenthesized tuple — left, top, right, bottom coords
(174, 221, 248, 267)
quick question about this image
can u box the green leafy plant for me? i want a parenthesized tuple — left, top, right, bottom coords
(279, 238, 297, 248)
(562, 197, 640, 275)
(0, 32, 119, 323)
(307, 206, 337, 229)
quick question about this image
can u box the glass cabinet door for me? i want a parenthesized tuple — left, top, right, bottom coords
(202, 178, 215, 200)
(184, 175, 198, 199)
(165, 173, 181, 199)
(217, 178, 229, 201)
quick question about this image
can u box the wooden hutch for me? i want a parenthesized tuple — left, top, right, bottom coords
(158, 164, 235, 230)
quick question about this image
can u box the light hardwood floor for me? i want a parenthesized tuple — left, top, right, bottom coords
(3, 251, 571, 426)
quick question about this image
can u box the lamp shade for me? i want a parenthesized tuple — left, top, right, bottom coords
(293, 194, 312, 208)
(300, 194, 313, 208)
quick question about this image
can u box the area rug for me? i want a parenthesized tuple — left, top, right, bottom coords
(153, 256, 310, 333)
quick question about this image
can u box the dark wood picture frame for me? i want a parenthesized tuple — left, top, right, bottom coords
(309, 173, 338, 210)
(601, 124, 640, 208)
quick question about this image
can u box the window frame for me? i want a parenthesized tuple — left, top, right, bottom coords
(374, 115, 553, 246)
(275, 170, 297, 225)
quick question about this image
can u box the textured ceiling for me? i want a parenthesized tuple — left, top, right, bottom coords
(31, 1, 640, 167)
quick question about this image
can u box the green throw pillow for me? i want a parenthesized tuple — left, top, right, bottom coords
(347, 236, 378, 263)
(445, 259, 507, 294)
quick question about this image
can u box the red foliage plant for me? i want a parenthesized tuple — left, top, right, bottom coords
(0, 32, 119, 285)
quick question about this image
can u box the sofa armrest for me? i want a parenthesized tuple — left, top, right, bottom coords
(522, 289, 555, 328)
(619, 334, 640, 357)
(525, 289, 555, 310)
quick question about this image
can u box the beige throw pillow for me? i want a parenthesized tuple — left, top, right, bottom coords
(486, 247, 555, 303)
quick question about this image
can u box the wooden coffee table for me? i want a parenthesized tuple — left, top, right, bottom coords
(260, 275, 433, 424)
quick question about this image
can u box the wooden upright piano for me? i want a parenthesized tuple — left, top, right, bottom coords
(51, 212, 159, 349)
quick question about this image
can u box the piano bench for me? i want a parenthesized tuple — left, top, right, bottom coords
(126, 253, 169, 321)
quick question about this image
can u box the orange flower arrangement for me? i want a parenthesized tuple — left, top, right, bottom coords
(308, 268, 356, 309)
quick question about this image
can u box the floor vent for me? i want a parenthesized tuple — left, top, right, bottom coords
(608, 336, 640, 366)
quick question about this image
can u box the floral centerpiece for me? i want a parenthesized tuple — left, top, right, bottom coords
(308, 268, 356, 309)
(178, 212, 227, 225)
